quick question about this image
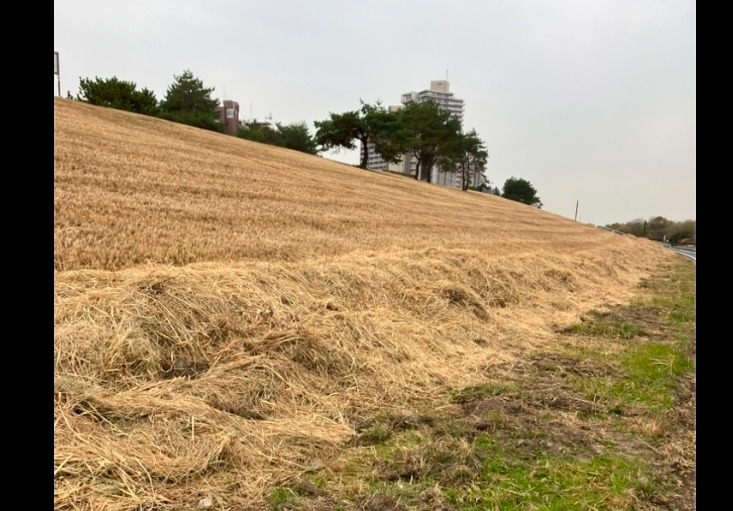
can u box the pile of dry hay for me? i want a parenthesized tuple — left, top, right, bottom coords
(54, 243, 671, 510)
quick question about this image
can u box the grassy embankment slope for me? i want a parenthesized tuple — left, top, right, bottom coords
(54, 98, 692, 510)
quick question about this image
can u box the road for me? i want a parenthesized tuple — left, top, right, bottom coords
(654, 241, 696, 264)
(670, 247, 696, 264)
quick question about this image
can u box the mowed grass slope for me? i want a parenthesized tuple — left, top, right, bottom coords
(57, 97, 619, 271)
(53, 98, 679, 510)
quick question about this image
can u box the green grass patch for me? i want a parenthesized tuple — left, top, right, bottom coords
(610, 342, 693, 410)
(572, 341, 694, 412)
(359, 424, 392, 446)
(351, 432, 654, 511)
(450, 383, 508, 404)
(668, 310, 695, 323)
(268, 486, 299, 510)
(567, 322, 646, 338)
(453, 435, 653, 510)
(563, 260, 695, 413)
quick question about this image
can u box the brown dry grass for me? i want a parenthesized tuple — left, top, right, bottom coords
(55, 98, 630, 271)
(53, 98, 675, 510)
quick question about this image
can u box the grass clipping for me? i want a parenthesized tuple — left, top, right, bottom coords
(54, 243, 671, 510)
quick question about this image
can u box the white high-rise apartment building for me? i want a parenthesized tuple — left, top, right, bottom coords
(361, 80, 480, 188)
(400, 80, 466, 184)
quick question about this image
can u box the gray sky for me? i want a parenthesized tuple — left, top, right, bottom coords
(54, 0, 695, 226)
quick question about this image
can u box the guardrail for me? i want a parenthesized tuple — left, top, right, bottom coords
(670, 247, 696, 263)
(671, 245, 696, 253)
(657, 242, 696, 252)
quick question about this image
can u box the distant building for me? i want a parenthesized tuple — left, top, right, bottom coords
(216, 100, 242, 136)
(400, 80, 466, 184)
(433, 166, 485, 189)
(361, 80, 483, 188)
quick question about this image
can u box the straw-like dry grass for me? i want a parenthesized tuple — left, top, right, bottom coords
(55, 98, 628, 271)
(54, 98, 676, 510)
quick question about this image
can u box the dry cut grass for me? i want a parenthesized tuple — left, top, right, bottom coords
(56, 97, 627, 271)
(53, 99, 675, 510)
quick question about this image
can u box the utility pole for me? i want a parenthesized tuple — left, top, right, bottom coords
(574, 200, 579, 221)
(54, 52, 61, 97)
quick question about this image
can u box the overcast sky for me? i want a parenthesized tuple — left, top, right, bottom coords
(54, 0, 695, 226)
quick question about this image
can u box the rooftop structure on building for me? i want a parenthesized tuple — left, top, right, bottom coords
(400, 80, 464, 125)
